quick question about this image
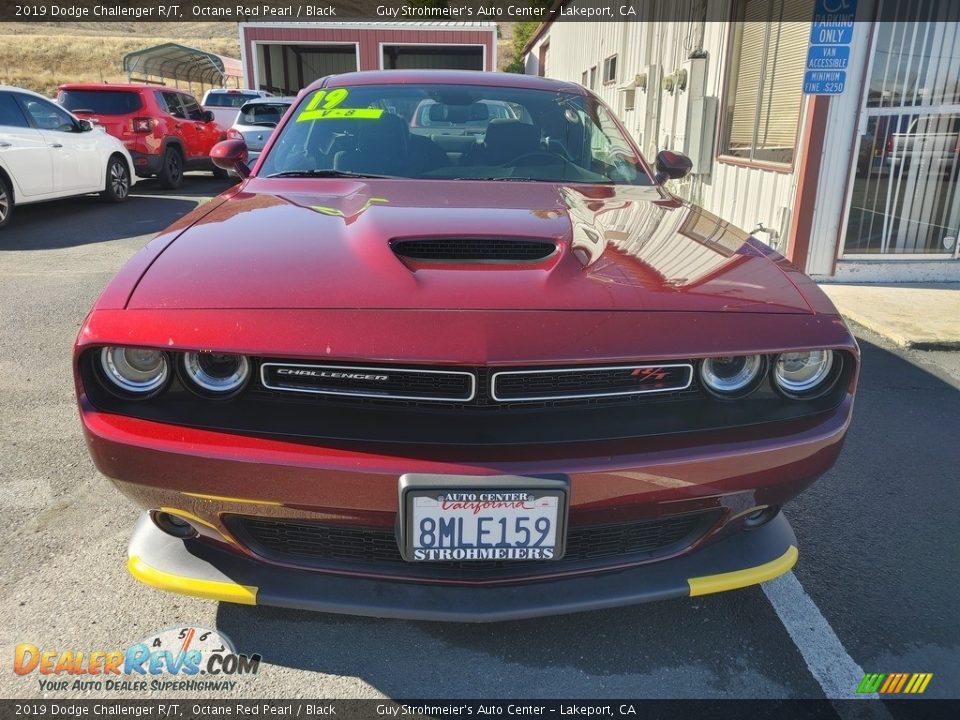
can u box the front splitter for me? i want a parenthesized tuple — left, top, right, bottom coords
(127, 512, 797, 622)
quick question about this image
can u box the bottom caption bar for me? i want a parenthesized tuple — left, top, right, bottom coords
(4, 700, 959, 720)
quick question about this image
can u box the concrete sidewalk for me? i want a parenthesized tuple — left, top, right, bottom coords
(819, 283, 960, 350)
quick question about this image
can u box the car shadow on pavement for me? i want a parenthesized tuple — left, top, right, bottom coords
(133, 174, 239, 198)
(216, 586, 821, 698)
(0, 175, 235, 250)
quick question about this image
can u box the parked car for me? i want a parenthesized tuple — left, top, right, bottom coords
(0, 86, 131, 229)
(886, 113, 959, 175)
(75, 71, 859, 621)
(226, 97, 295, 167)
(202, 88, 274, 130)
(57, 84, 227, 189)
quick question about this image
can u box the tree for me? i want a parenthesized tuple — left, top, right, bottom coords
(504, 21, 541, 74)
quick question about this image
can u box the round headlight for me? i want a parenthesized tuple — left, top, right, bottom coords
(100, 347, 169, 396)
(773, 350, 836, 397)
(699, 355, 764, 397)
(181, 352, 250, 396)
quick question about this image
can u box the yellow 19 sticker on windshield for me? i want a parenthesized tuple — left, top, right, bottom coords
(297, 89, 384, 122)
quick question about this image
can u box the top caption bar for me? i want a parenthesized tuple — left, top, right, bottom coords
(1, 0, 956, 23)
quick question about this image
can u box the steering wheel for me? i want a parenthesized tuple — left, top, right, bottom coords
(509, 151, 570, 167)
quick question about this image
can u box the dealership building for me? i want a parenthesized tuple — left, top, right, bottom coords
(524, 1, 960, 281)
(239, 21, 497, 95)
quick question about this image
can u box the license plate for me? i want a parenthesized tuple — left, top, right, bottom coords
(398, 474, 569, 562)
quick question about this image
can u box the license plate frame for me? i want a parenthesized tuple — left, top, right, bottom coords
(398, 474, 570, 563)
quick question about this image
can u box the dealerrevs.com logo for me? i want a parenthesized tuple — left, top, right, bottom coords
(13, 626, 260, 692)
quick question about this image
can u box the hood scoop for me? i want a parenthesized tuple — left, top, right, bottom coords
(390, 237, 558, 265)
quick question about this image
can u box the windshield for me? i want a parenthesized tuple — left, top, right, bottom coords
(258, 84, 652, 185)
(205, 92, 261, 108)
(58, 90, 142, 115)
(238, 102, 292, 127)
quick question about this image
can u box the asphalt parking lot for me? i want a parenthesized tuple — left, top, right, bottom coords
(0, 177, 957, 700)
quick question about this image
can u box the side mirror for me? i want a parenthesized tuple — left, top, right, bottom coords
(77, 119, 94, 132)
(211, 139, 250, 178)
(202, 110, 216, 123)
(654, 150, 694, 183)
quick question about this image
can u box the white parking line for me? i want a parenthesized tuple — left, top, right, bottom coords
(763, 571, 890, 713)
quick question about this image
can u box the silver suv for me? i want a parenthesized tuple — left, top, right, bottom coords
(228, 97, 296, 166)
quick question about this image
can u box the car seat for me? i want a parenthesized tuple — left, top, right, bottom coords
(462, 119, 542, 166)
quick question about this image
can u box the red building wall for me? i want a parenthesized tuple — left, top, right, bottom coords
(241, 25, 497, 88)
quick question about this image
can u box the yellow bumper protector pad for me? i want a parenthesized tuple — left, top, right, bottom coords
(687, 545, 798, 597)
(127, 555, 258, 605)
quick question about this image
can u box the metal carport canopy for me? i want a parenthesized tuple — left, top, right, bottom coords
(122, 43, 242, 87)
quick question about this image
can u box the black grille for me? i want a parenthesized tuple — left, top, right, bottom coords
(391, 237, 557, 263)
(493, 364, 693, 402)
(256, 362, 701, 410)
(229, 512, 716, 580)
(261, 363, 475, 401)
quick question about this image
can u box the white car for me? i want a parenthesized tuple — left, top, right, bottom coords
(201, 89, 274, 131)
(0, 86, 132, 229)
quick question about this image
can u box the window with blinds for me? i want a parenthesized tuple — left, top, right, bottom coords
(722, 0, 814, 164)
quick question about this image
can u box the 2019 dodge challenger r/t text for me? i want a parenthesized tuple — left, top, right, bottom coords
(74, 71, 859, 621)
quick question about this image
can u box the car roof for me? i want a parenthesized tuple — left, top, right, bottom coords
(206, 88, 265, 94)
(311, 70, 585, 95)
(0, 85, 48, 100)
(57, 83, 176, 92)
(241, 96, 296, 106)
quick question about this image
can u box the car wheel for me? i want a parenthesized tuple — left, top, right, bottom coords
(0, 175, 12, 230)
(101, 155, 131, 203)
(158, 147, 184, 189)
(212, 166, 229, 180)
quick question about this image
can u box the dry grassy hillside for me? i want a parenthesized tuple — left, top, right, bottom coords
(0, 19, 518, 97)
(0, 22, 241, 97)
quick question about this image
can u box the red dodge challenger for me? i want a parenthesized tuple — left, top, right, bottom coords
(74, 71, 859, 621)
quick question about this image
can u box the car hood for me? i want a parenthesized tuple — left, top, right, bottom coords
(127, 179, 812, 314)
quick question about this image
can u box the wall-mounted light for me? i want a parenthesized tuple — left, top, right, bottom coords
(676, 68, 688, 91)
(620, 72, 648, 95)
(661, 69, 689, 94)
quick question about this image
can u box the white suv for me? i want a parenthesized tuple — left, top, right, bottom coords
(0, 86, 133, 229)
(201, 89, 274, 130)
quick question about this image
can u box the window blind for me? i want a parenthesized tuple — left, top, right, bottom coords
(723, 0, 813, 164)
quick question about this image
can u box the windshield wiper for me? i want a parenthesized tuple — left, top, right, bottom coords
(265, 170, 396, 179)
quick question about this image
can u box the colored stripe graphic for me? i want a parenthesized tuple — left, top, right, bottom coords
(903, 673, 933, 694)
(859, 672, 933, 694)
(857, 673, 885, 693)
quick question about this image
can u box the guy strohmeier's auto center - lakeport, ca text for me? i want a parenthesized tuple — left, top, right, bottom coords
(13, 3, 632, 19)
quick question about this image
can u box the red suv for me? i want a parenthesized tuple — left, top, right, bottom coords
(57, 83, 227, 188)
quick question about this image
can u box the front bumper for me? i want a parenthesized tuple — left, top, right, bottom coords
(128, 511, 798, 622)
